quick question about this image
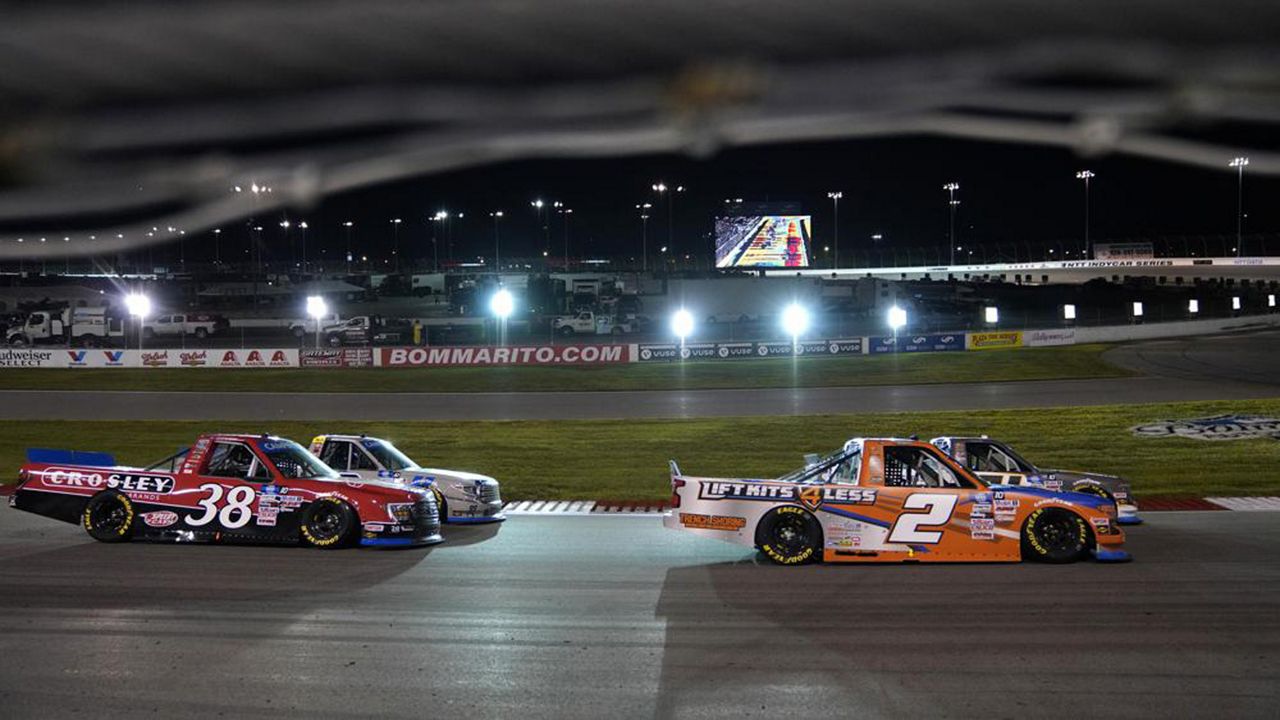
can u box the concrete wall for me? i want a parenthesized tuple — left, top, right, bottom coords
(1072, 313, 1280, 343)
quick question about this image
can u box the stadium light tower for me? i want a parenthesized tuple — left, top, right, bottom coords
(652, 182, 683, 260)
(1076, 170, 1095, 258)
(341, 221, 354, 273)
(490, 211, 504, 270)
(125, 293, 151, 351)
(943, 183, 960, 265)
(1229, 157, 1249, 256)
(637, 203, 653, 272)
(298, 221, 309, 273)
(827, 191, 843, 269)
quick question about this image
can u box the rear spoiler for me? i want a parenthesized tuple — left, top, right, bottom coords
(26, 448, 116, 467)
(669, 460, 682, 477)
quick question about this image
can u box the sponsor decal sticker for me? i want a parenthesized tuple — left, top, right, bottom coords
(1131, 414, 1280, 441)
(142, 511, 179, 528)
(698, 480, 876, 505)
(678, 513, 747, 531)
(970, 517, 995, 540)
(383, 344, 627, 367)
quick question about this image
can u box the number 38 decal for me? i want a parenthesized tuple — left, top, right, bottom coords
(888, 493, 958, 544)
(186, 483, 256, 529)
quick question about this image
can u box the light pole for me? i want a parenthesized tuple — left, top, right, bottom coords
(827, 191, 842, 269)
(212, 228, 221, 266)
(652, 182, 684, 257)
(390, 218, 402, 271)
(1230, 157, 1249, 256)
(1076, 170, 1094, 258)
(636, 203, 653, 272)
(278, 219, 292, 269)
(298, 221, 308, 273)
(432, 211, 449, 272)
(558, 207, 573, 271)
(490, 211, 504, 271)
(943, 182, 960, 266)
(531, 199, 550, 257)
(342, 221, 354, 274)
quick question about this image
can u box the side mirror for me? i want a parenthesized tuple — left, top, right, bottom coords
(803, 453, 820, 467)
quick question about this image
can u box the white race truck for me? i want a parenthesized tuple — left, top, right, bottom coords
(6, 307, 125, 347)
(144, 313, 226, 340)
(552, 311, 642, 336)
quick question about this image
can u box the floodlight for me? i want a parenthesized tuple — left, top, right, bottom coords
(671, 309, 694, 339)
(490, 288, 515, 319)
(1232, 296, 1241, 311)
(1132, 301, 1144, 317)
(306, 295, 328, 319)
(1063, 304, 1077, 320)
(984, 306, 999, 324)
(124, 293, 151, 319)
(781, 303, 810, 337)
(887, 305, 907, 331)
(1188, 299, 1199, 314)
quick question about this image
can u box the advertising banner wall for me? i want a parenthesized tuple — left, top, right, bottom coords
(867, 333, 965, 354)
(1093, 242, 1155, 260)
(636, 338, 864, 362)
(300, 348, 374, 368)
(0, 348, 63, 368)
(65, 349, 135, 368)
(1023, 329, 1077, 347)
(380, 344, 629, 367)
(135, 348, 299, 368)
(966, 331, 1024, 350)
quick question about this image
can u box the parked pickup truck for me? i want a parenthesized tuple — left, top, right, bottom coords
(291, 315, 410, 347)
(144, 313, 228, 340)
(552, 311, 644, 336)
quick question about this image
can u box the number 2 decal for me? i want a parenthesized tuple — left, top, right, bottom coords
(186, 483, 256, 529)
(888, 493, 958, 544)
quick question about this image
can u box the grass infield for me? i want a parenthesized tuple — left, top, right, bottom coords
(0, 344, 1127, 393)
(2, 399, 1276, 500)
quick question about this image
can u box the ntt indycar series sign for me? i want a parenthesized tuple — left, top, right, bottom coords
(636, 338, 864, 362)
(868, 333, 964, 354)
(380, 344, 628, 367)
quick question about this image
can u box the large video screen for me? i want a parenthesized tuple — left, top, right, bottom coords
(714, 215, 812, 268)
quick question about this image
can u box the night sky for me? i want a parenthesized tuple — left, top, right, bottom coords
(248, 135, 1280, 267)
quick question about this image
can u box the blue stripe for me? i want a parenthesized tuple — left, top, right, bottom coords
(818, 505, 890, 528)
(1093, 548, 1132, 562)
(446, 516, 506, 524)
(360, 536, 442, 547)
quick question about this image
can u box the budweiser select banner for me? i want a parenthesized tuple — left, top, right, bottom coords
(379, 344, 630, 367)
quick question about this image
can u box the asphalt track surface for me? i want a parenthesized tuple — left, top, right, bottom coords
(0, 510, 1276, 719)
(2, 332, 1279, 421)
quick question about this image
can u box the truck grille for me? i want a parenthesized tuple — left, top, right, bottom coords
(479, 483, 501, 505)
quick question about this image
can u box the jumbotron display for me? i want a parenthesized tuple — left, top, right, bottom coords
(714, 215, 812, 268)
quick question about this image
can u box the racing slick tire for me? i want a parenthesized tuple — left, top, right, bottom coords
(1071, 483, 1115, 504)
(1021, 508, 1091, 563)
(82, 491, 136, 543)
(300, 498, 358, 549)
(755, 506, 822, 565)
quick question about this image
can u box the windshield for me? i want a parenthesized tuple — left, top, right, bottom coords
(260, 439, 339, 479)
(361, 438, 417, 472)
(777, 447, 860, 484)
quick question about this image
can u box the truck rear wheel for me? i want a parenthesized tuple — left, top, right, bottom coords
(79, 335, 98, 348)
(559, 326, 575, 337)
(755, 506, 822, 565)
(194, 327, 208, 339)
(82, 491, 135, 543)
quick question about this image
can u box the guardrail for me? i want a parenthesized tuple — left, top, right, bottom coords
(1, 313, 1276, 369)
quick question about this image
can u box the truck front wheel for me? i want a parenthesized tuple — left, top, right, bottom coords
(194, 327, 208, 339)
(558, 326, 575, 337)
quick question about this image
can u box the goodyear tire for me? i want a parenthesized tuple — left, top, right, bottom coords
(300, 498, 357, 549)
(82, 491, 135, 543)
(755, 506, 822, 565)
(1072, 483, 1115, 503)
(1021, 508, 1090, 563)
